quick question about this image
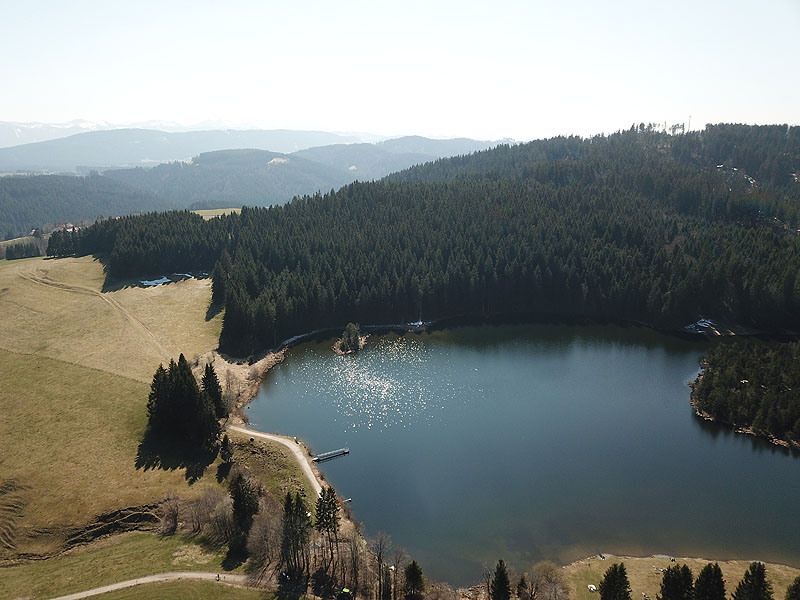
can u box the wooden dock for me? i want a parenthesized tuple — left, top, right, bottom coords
(312, 448, 350, 462)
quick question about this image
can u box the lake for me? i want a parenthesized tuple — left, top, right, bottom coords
(248, 322, 800, 586)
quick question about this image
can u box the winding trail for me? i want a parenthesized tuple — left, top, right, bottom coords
(16, 262, 171, 361)
(45, 571, 249, 600)
(228, 425, 323, 497)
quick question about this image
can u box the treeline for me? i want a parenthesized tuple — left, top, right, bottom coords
(0, 173, 173, 241)
(2, 241, 41, 260)
(691, 340, 800, 445)
(56, 125, 800, 355)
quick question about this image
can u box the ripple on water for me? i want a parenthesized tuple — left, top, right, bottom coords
(286, 335, 477, 432)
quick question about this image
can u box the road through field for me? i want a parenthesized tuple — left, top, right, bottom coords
(45, 571, 249, 600)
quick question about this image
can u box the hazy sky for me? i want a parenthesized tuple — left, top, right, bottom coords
(1, 0, 798, 141)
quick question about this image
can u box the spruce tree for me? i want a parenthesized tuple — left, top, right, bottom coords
(404, 560, 425, 600)
(220, 434, 233, 463)
(229, 472, 259, 535)
(600, 563, 632, 600)
(785, 576, 800, 600)
(733, 563, 773, 600)
(695, 563, 725, 600)
(658, 564, 695, 600)
(202, 363, 226, 418)
(491, 559, 511, 600)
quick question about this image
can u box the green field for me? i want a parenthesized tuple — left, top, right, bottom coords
(0, 532, 238, 600)
(565, 554, 800, 600)
(85, 581, 265, 600)
(192, 208, 242, 220)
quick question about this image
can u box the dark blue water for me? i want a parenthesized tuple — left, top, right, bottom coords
(249, 323, 800, 585)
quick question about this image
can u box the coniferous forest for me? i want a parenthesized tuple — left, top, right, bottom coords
(691, 340, 800, 444)
(60, 125, 800, 360)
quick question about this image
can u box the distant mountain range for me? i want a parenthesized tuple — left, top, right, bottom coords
(0, 128, 502, 239)
(0, 128, 365, 172)
(104, 135, 502, 209)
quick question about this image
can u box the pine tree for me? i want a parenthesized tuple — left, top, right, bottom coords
(202, 363, 226, 418)
(733, 563, 773, 600)
(658, 564, 694, 600)
(491, 560, 511, 600)
(785, 576, 800, 600)
(600, 563, 632, 600)
(404, 560, 425, 600)
(229, 472, 260, 535)
(220, 434, 233, 463)
(280, 492, 312, 590)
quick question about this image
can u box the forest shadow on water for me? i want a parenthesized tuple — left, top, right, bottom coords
(691, 415, 800, 459)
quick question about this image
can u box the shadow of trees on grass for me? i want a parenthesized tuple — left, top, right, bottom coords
(135, 433, 218, 483)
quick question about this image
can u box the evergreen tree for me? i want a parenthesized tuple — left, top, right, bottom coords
(280, 492, 312, 591)
(695, 563, 726, 600)
(340, 322, 361, 353)
(600, 563, 632, 600)
(404, 560, 425, 600)
(658, 565, 694, 600)
(314, 486, 340, 569)
(146, 364, 169, 433)
(229, 472, 260, 535)
(220, 434, 233, 463)
(517, 575, 529, 600)
(202, 363, 226, 418)
(733, 563, 773, 600)
(785, 576, 800, 600)
(491, 560, 512, 600)
(143, 354, 220, 451)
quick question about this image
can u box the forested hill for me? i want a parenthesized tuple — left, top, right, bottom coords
(59, 124, 800, 355)
(103, 149, 356, 210)
(0, 174, 170, 241)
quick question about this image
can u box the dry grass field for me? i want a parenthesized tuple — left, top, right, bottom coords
(0, 256, 222, 383)
(0, 256, 224, 555)
(565, 554, 800, 600)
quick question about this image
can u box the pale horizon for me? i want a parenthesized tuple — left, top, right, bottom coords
(2, 0, 798, 142)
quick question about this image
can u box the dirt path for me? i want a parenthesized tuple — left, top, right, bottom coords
(45, 571, 249, 600)
(228, 425, 323, 497)
(17, 262, 171, 361)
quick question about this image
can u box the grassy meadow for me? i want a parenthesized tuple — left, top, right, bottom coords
(192, 208, 242, 220)
(565, 554, 800, 600)
(83, 581, 265, 600)
(0, 532, 241, 600)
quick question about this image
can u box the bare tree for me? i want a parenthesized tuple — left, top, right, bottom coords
(391, 547, 408, 600)
(483, 563, 494, 600)
(528, 562, 569, 600)
(428, 582, 460, 600)
(246, 505, 282, 587)
(344, 529, 365, 599)
(159, 494, 179, 536)
(206, 494, 236, 546)
(188, 488, 226, 534)
(371, 531, 392, 600)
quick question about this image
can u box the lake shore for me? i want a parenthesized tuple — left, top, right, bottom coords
(689, 370, 800, 452)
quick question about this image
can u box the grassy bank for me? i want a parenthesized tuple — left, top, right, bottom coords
(0, 532, 237, 600)
(565, 554, 800, 600)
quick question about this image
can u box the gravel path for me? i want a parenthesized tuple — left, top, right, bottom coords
(227, 424, 323, 497)
(45, 571, 248, 600)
